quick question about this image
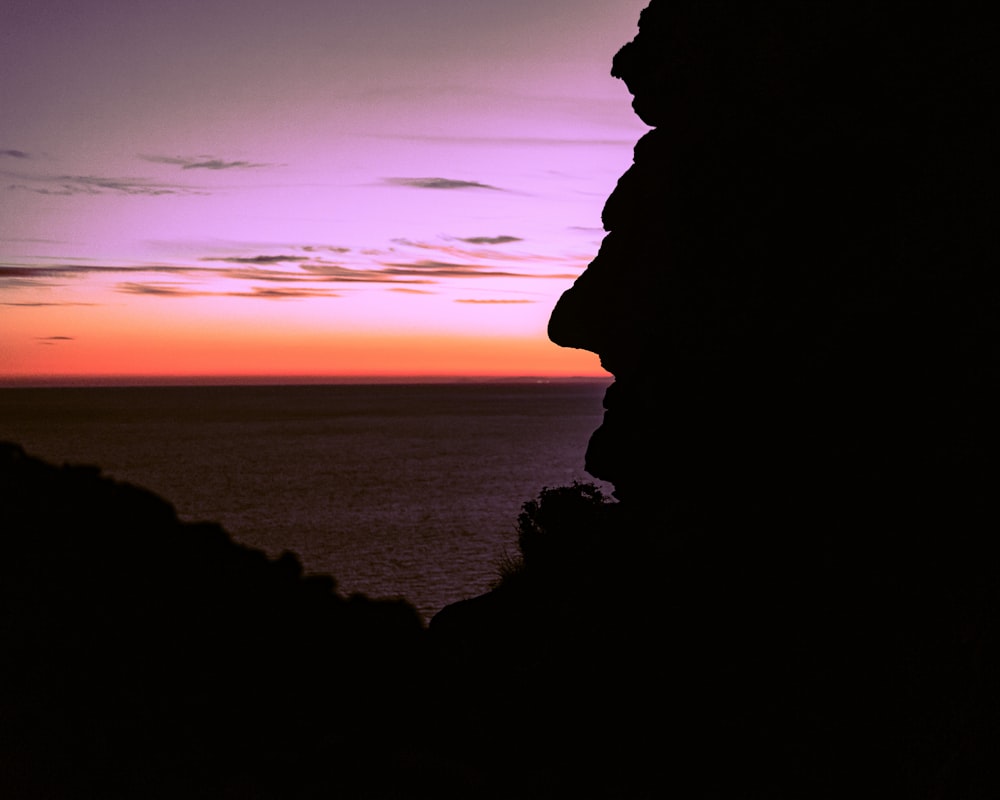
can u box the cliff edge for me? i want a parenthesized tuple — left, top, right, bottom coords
(436, 2, 1000, 796)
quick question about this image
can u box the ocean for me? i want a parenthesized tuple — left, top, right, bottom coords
(0, 381, 612, 622)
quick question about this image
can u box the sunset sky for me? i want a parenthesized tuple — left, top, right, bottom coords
(1, 0, 650, 384)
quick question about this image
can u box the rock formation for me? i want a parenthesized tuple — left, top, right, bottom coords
(440, 2, 1000, 796)
(549, 2, 998, 523)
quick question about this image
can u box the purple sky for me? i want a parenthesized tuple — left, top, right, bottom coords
(1, 0, 650, 381)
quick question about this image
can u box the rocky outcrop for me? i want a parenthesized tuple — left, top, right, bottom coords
(549, 2, 998, 518)
(433, 3, 1000, 797)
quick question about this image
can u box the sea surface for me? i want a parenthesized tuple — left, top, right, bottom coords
(0, 381, 612, 622)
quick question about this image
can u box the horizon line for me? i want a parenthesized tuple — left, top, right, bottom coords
(0, 373, 611, 389)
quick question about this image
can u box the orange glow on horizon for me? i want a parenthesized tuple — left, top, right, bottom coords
(1, 324, 607, 386)
(1, 266, 607, 386)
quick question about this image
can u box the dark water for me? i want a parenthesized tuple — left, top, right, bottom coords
(0, 381, 612, 621)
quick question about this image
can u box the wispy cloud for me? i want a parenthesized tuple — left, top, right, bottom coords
(2, 232, 585, 301)
(36, 336, 75, 343)
(218, 266, 324, 283)
(1, 301, 97, 307)
(0, 261, 213, 292)
(203, 253, 440, 286)
(0, 264, 89, 286)
(390, 237, 586, 268)
(457, 235, 522, 245)
(206, 255, 305, 265)
(6, 174, 206, 197)
(389, 287, 435, 295)
(210, 262, 430, 286)
(116, 282, 207, 297)
(116, 281, 342, 300)
(2, 265, 63, 280)
(1, 149, 30, 159)
(1, 263, 203, 280)
(384, 177, 503, 191)
(235, 287, 342, 299)
(380, 259, 577, 280)
(301, 245, 351, 254)
(140, 155, 277, 171)
(455, 298, 534, 304)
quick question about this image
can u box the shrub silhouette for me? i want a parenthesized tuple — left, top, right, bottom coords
(512, 482, 615, 575)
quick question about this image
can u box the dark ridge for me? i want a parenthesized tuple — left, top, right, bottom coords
(0, 441, 435, 799)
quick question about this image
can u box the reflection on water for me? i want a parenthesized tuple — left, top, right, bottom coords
(0, 381, 612, 621)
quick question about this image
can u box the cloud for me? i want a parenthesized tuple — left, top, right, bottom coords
(219, 266, 320, 283)
(390, 237, 585, 267)
(7, 174, 205, 196)
(455, 298, 534, 304)
(384, 177, 503, 191)
(16, 263, 205, 276)
(380, 260, 522, 278)
(302, 245, 351, 254)
(2, 231, 585, 301)
(36, 336, 74, 341)
(457, 236, 523, 245)
(117, 282, 206, 297)
(206, 255, 305, 265)
(380, 259, 578, 280)
(232, 287, 342, 299)
(0, 263, 205, 285)
(1, 301, 97, 307)
(2, 256, 438, 294)
(116, 282, 342, 300)
(202, 253, 430, 285)
(1, 149, 29, 159)
(140, 155, 276, 171)
(0, 264, 107, 287)
(210, 262, 418, 285)
(389, 287, 435, 295)
(1, 265, 88, 279)
(293, 262, 433, 285)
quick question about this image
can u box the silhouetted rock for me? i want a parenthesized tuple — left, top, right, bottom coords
(431, 3, 1000, 797)
(549, 1, 998, 516)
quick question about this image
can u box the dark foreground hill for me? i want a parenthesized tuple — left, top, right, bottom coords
(4, 439, 999, 798)
(0, 441, 432, 799)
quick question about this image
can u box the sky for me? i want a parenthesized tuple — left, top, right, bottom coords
(0, 0, 650, 384)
